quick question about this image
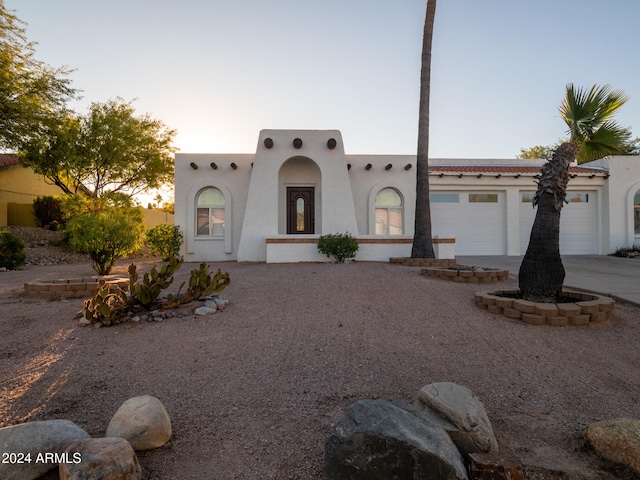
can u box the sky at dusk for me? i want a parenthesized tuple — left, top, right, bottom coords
(6, 0, 640, 158)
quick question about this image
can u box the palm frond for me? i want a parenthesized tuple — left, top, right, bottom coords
(576, 120, 631, 163)
(560, 84, 629, 145)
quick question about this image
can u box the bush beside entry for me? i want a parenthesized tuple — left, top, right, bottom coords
(318, 232, 359, 263)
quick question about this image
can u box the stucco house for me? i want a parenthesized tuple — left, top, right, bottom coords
(174, 129, 640, 263)
(0, 154, 64, 227)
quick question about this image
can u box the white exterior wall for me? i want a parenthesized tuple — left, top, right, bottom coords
(236, 130, 359, 262)
(590, 156, 640, 251)
(346, 154, 416, 236)
(173, 130, 640, 262)
(174, 153, 253, 262)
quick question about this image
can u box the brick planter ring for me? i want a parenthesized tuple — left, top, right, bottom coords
(24, 277, 129, 299)
(421, 266, 509, 284)
(475, 290, 615, 326)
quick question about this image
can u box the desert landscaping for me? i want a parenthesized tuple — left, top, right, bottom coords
(1, 227, 639, 479)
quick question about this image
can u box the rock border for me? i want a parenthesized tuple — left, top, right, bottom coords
(24, 276, 129, 299)
(475, 289, 615, 326)
(389, 257, 456, 267)
(422, 266, 509, 284)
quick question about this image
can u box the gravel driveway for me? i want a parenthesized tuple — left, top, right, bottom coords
(1, 254, 639, 479)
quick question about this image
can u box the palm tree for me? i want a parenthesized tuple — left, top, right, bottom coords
(518, 84, 630, 301)
(411, 0, 437, 258)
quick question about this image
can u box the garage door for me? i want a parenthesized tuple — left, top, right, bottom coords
(431, 192, 506, 255)
(520, 192, 596, 254)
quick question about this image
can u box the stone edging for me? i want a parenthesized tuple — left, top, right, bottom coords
(389, 257, 456, 267)
(421, 267, 509, 283)
(475, 289, 615, 326)
(24, 277, 129, 299)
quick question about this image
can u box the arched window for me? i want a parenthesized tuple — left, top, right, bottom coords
(196, 187, 225, 236)
(375, 188, 403, 235)
(635, 189, 640, 236)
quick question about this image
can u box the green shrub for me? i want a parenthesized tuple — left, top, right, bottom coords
(317, 232, 359, 263)
(66, 205, 144, 275)
(145, 224, 183, 261)
(0, 230, 26, 269)
(32, 196, 66, 228)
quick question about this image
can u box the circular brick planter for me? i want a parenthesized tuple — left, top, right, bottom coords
(24, 276, 129, 299)
(475, 290, 615, 326)
(422, 266, 509, 284)
(390, 257, 456, 267)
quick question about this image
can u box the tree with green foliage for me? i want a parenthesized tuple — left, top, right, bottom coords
(0, 1, 76, 150)
(411, 0, 437, 259)
(21, 98, 177, 198)
(519, 84, 630, 301)
(64, 195, 145, 275)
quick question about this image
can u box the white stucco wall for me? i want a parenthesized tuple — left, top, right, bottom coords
(174, 153, 253, 262)
(173, 130, 640, 261)
(237, 130, 359, 262)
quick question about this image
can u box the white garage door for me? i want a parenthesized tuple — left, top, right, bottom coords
(520, 192, 596, 254)
(431, 192, 506, 255)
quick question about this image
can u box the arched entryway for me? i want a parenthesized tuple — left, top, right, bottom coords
(278, 156, 322, 234)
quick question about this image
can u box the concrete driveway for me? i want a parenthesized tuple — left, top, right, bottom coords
(457, 255, 640, 306)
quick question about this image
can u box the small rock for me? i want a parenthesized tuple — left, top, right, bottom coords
(0, 419, 90, 480)
(194, 306, 217, 316)
(106, 395, 172, 450)
(131, 316, 141, 322)
(78, 318, 91, 327)
(415, 381, 499, 455)
(60, 437, 141, 480)
(587, 418, 640, 474)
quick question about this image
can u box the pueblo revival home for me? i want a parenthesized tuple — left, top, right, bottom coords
(174, 129, 640, 263)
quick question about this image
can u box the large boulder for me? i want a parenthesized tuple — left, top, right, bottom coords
(415, 382, 499, 456)
(105, 395, 171, 451)
(0, 419, 90, 480)
(59, 437, 142, 480)
(324, 398, 468, 480)
(587, 418, 640, 474)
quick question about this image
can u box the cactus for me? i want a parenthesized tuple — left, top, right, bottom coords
(83, 257, 231, 325)
(162, 263, 230, 308)
(128, 256, 184, 308)
(83, 279, 129, 326)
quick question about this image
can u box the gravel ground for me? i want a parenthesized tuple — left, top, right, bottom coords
(1, 229, 640, 479)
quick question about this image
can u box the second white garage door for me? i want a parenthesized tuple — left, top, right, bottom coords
(519, 192, 596, 254)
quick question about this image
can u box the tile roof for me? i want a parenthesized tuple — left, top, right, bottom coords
(428, 165, 608, 176)
(0, 153, 21, 170)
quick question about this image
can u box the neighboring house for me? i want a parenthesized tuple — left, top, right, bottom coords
(174, 129, 640, 263)
(0, 154, 64, 226)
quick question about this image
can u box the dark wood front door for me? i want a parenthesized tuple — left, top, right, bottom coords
(287, 187, 315, 234)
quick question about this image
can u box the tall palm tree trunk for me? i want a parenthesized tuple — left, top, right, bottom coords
(518, 142, 576, 301)
(411, 0, 437, 258)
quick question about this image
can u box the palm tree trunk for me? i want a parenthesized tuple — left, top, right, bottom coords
(411, 0, 437, 258)
(518, 143, 576, 301)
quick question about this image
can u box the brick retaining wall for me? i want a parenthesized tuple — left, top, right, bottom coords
(475, 290, 615, 326)
(24, 277, 129, 299)
(421, 267, 509, 283)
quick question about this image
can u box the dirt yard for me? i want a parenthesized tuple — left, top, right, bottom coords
(1, 228, 639, 479)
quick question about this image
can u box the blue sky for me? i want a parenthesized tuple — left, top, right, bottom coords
(6, 0, 640, 158)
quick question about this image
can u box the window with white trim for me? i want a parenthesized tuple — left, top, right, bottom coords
(196, 187, 225, 236)
(375, 188, 403, 235)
